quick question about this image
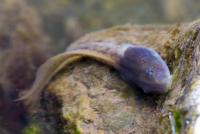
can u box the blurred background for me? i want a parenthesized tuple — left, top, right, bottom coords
(26, 0, 200, 52)
(0, 0, 200, 133)
(1, 0, 200, 52)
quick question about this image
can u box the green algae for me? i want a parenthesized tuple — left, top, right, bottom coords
(64, 112, 82, 134)
(170, 108, 184, 134)
(22, 123, 42, 134)
(159, 108, 184, 134)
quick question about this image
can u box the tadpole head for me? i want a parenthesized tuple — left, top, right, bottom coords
(119, 46, 171, 94)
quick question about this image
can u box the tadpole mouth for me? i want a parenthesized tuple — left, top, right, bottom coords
(155, 74, 172, 88)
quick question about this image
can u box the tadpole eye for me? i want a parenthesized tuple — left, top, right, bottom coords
(144, 68, 154, 80)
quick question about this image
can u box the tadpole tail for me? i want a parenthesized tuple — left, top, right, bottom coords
(16, 50, 116, 105)
(16, 54, 82, 105)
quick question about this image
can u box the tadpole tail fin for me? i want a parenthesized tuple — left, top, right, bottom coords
(16, 50, 116, 105)
(16, 54, 82, 105)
